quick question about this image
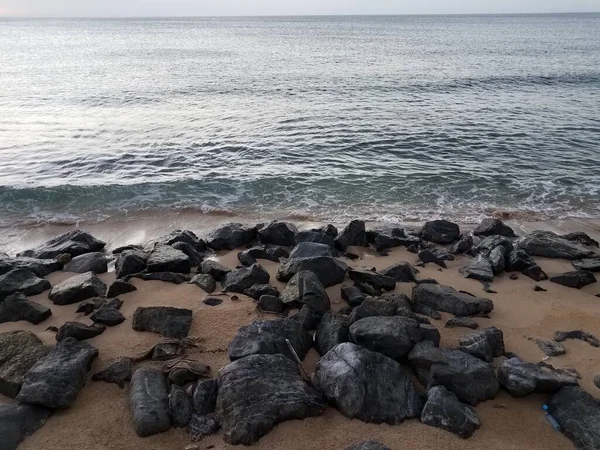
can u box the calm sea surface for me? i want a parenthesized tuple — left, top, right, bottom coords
(1, 14, 599, 227)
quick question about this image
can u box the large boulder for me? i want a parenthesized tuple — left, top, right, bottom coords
(315, 312, 349, 355)
(199, 259, 231, 282)
(550, 271, 596, 289)
(412, 283, 493, 317)
(0, 293, 51, 325)
(549, 386, 600, 450)
(56, 321, 105, 341)
(420, 220, 460, 245)
(335, 220, 368, 251)
(277, 256, 347, 287)
(63, 252, 107, 274)
(489, 246, 506, 274)
(132, 307, 192, 339)
(227, 319, 312, 361)
(216, 354, 326, 445)
(380, 262, 417, 283)
(316, 343, 423, 424)
(572, 257, 600, 272)
(222, 264, 270, 294)
(517, 231, 595, 260)
(193, 379, 218, 414)
(349, 316, 421, 359)
(129, 368, 171, 437)
(458, 327, 505, 362)
(366, 226, 418, 252)
(459, 256, 494, 282)
(294, 230, 335, 248)
(0, 403, 52, 450)
(477, 235, 514, 256)
(114, 248, 148, 278)
(0, 269, 51, 301)
(48, 272, 106, 305)
(280, 270, 330, 314)
(16, 337, 98, 408)
(473, 219, 515, 237)
(206, 223, 256, 250)
(258, 221, 298, 246)
(172, 241, 204, 267)
(561, 232, 599, 248)
(421, 385, 481, 439)
(0, 256, 60, 278)
(348, 268, 396, 291)
(0, 330, 49, 398)
(19, 230, 105, 259)
(146, 245, 191, 274)
(408, 341, 499, 405)
(497, 357, 579, 397)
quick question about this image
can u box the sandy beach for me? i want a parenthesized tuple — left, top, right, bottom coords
(1, 218, 599, 450)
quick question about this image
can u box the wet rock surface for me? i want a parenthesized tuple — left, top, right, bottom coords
(63, 252, 108, 274)
(420, 220, 460, 245)
(19, 230, 105, 259)
(114, 248, 148, 279)
(146, 245, 191, 274)
(517, 230, 595, 260)
(550, 270, 597, 289)
(206, 223, 257, 250)
(459, 256, 494, 282)
(0, 256, 60, 278)
(335, 220, 368, 251)
(222, 264, 270, 294)
(277, 255, 348, 287)
(572, 257, 600, 272)
(258, 221, 298, 246)
(473, 218, 515, 237)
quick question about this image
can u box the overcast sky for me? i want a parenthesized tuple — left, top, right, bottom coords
(1, 0, 598, 17)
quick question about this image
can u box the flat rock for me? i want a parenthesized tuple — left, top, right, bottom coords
(549, 386, 600, 450)
(315, 312, 349, 355)
(106, 280, 137, 297)
(146, 245, 191, 274)
(527, 337, 565, 357)
(16, 337, 98, 408)
(280, 270, 330, 313)
(0, 269, 51, 301)
(348, 268, 396, 291)
(203, 298, 223, 306)
(420, 220, 460, 245)
(421, 385, 481, 438)
(572, 257, 600, 272)
(445, 317, 479, 330)
(459, 256, 494, 282)
(114, 248, 148, 279)
(0, 256, 60, 278)
(63, 252, 107, 274)
(91, 356, 133, 388)
(129, 368, 171, 437)
(335, 220, 368, 251)
(473, 218, 515, 237)
(554, 329, 600, 347)
(497, 357, 579, 397)
(458, 327, 505, 362)
(341, 285, 366, 307)
(0, 403, 52, 450)
(317, 342, 423, 424)
(170, 385, 192, 428)
(277, 256, 348, 287)
(412, 283, 493, 317)
(19, 230, 105, 259)
(380, 262, 417, 282)
(222, 264, 270, 294)
(206, 223, 257, 250)
(258, 221, 298, 246)
(90, 305, 125, 326)
(130, 272, 191, 284)
(48, 272, 106, 305)
(217, 354, 326, 445)
(0, 292, 51, 325)
(349, 316, 421, 359)
(56, 321, 105, 341)
(550, 270, 597, 289)
(344, 442, 391, 450)
(132, 306, 192, 339)
(517, 230, 595, 260)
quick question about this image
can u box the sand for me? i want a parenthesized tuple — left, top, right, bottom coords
(1, 223, 600, 450)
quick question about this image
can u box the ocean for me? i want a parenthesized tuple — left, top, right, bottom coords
(1, 14, 599, 230)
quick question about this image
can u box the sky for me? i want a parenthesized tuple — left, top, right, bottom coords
(0, 0, 598, 17)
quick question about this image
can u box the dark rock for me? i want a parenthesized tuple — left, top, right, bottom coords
(534, 285, 547, 292)
(258, 295, 285, 313)
(473, 218, 515, 237)
(244, 284, 279, 300)
(227, 319, 312, 361)
(157, 229, 205, 251)
(91, 356, 133, 388)
(289, 242, 336, 259)
(554, 330, 600, 347)
(0, 330, 49, 398)
(280, 270, 330, 313)
(451, 235, 474, 255)
(521, 264, 548, 281)
(338, 306, 353, 315)
(460, 257, 494, 282)
(188, 273, 216, 294)
(517, 230, 595, 260)
(237, 246, 279, 266)
(112, 244, 142, 254)
(418, 250, 447, 268)
(497, 357, 578, 397)
(366, 226, 417, 251)
(445, 317, 479, 330)
(349, 316, 421, 359)
(550, 270, 597, 289)
(317, 342, 423, 424)
(222, 264, 270, 294)
(75, 297, 121, 315)
(171, 241, 204, 267)
(420, 220, 460, 245)
(572, 257, 600, 272)
(129, 368, 170, 437)
(408, 341, 499, 405)
(199, 259, 231, 282)
(188, 413, 220, 439)
(295, 230, 335, 248)
(48, 271, 106, 305)
(348, 297, 397, 324)
(0, 403, 52, 450)
(419, 324, 441, 346)
(380, 262, 417, 282)
(341, 285, 366, 307)
(0, 269, 51, 301)
(203, 298, 223, 306)
(506, 249, 535, 271)
(413, 303, 442, 320)
(170, 385, 192, 428)
(421, 385, 481, 439)
(344, 442, 391, 450)
(353, 280, 379, 296)
(167, 360, 210, 385)
(130, 272, 192, 284)
(90, 305, 125, 326)
(56, 321, 105, 341)
(458, 327, 505, 362)
(290, 305, 322, 331)
(0, 256, 60, 278)
(348, 268, 396, 292)
(106, 280, 137, 298)
(335, 220, 368, 251)
(412, 283, 493, 317)
(527, 337, 565, 357)
(489, 246, 506, 274)
(477, 235, 514, 256)
(258, 221, 298, 246)
(0, 293, 51, 325)
(561, 231, 599, 248)
(549, 386, 600, 450)
(277, 256, 347, 288)
(19, 230, 105, 259)
(595, 375, 600, 389)
(132, 306, 192, 339)
(16, 337, 98, 408)
(146, 245, 191, 274)
(115, 248, 148, 279)
(481, 282, 497, 294)
(206, 223, 257, 250)
(509, 274, 519, 280)
(193, 379, 218, 414)
(63, 252, 107, 274)
(315, 312, 350, 355)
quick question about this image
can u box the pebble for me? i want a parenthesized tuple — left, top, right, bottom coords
(534, 285, 547, 292)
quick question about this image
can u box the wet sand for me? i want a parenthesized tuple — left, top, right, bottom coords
(1, 227, 600, 449)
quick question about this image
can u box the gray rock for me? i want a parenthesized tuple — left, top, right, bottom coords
(157, 229, 205, 251)
(290, 304, 322, 331)
(106, 280, 137, 297)
(189, 273, 216, 293)
(19, 230, 105, 259)
(0, 330, 49, 398)
(497, 357, 579, 397)
(506, 249, 536, 271)
(317, 342, 423, 424)
(418, 249, 447, 268)
(412, 283, 494, 317)
(348, 268, 396, 291)
(48, 272, 107, 305)
(554, 330, 600, 347)
(550, 270, 597, 289)
(56, 321, 105, 341)
(594, 375, 600, 390)
(171, 241, 204, 267)
(90, 305, 125, 326)
(521, 264, 548, 281)
(170, 385, 192, 428)
(0, 269, 51, 301)
(206, 223, 257, 250)
(222, 264, 270, 294)
(517, 230, 595, 260)
(289, 242, 336, 259)
(349, 316, 421, 359)
(420, 324, 441, 346)
(460, 256, 494, 282)
(129, 368, 171, 437)
(452, 235, 474, 255)
(489, 246, 506, 274)
(91, 356, 133, 388)
(237, 246, 280, 266)
(473, 218, 515, 237)
(335, 220, 368, 251)
(420, 220, 460, 245)
(549, 386, 600, 450)
(561, 231, 599, 248)
(0, 292, 52, 325)
(75, 297, 121, 315)
(344, 442, 391, 450)
(258, 221, 298, 246)
(0, 403, 52, 450)
(129, 271, 191, 284)
(421, 385, 481, 439)
(258, 295, 286, 314)
(199, 259, 231, 282)
(132, 306, 193, 339)
(188, 412, 220, 439)
(445, 317, 479, 330)
(0, 256, 60, 278)
(193, 379, 218, 415)
(115, 248, 148, 278)
(295, 230, 335, 248)
(277, 255, 348, 287)
(572, 257, 600, 272)
(413, 303, 441, 320)
(380, 262, 417, 282)
(244, 283, 279, 300)
(280, 270, 330, 314)
(146, 245, 191, 274)
(348, 297, 396, 324)
(217, 354, 326, 445)
(16, 337, 98, 408)
(366, 226, 419, 252)
(63, 252, 107, 274)
(315, 312, 350, 355)
(458, 327, 505, 362)
(527, 337, 565, 357)
(341, 285, 366, 307)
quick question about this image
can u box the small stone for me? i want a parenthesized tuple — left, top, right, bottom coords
(527, 337, 566, 357)
(203, 298, 223, 306)
(445, 317, 479, 330)
(521, 264, 548, 282)
(509, 274, 519, 280)
(534, 285, 547, 292)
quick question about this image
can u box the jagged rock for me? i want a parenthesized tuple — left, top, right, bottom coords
(0, 269, 51, 301)
(114, 248, 148, 278)
(353, 280, 379, 296)
(157, 229, 204, 250)
(130, 272, 191, 284)
(56, 321, 105, 341)
(348, 268, 396, 291)
(277, 256, 347, 287)
(188, 273, 216, 294)
(408, 341, 499, 405)
(206, 223, 256, 250)
(335, 220, 368, 251)
(63, 252, 107, 274)
(420, 324, 441, 346)
(193, 379, 218, 414)
(489, 246, 506, 274)
(0, 403, 52, 450)
(315, 312, 350, 355)
(106, 280, 137, 298)
(341, 285, 366, 307)
(572, 257, 600, 272)
(48, 272, 106, 305)
(418, 249, 447, 268)
(412, 283, 493, 317)
(460, 256, 494, 282)
(315, 224, 338, 237)
(420, 220, 460, 245)
(473, 218, 515, 237)
(129, 368, 171, 437)
(170, 385, 192, 428)
(477, 235, 514, 256)
(295, 230, 335, 248)
(561, 231, 599, 248)
(0, 256, 60, 277)
(554, 330, 600, 347)
(222, 264, 270, 294)
(90, 305, 125, 326)
(228, 319, 312, 361)
(344, 442, 390, 450)
(349, 316, 421, 359)
(19, 230, 105, 259)
(445, 317, 479, 330)
(366, 226, 418, 251)
(317, 342, 423, 424)
(497, 357, 578, 397)
(289, 242, 336, 259)
(244, 284, 279, 300)
(506, 249, 536, 272)
(75, 297, 121, 315)
(0, 331, 49, 398)
(171, 241, 204, 267)
(517, 231, 595, 260)
(527, 337, 565, 357)
(413, 303, 441, 320)
(549, 386, 600, 449)
(421, 385, 481, 438)
(380, 262, 417, 282)
(521, 264, 548, 281)
(0, 293, 51, 325)
(290, 304, 322, 331)
(280, 270, 330, 313)
(550, 270, 597, 289)
(199, 259, 230, 282)
(146, 245, 191, 274)
(258, 295, 285, 313)
(458, 327, 504, 362)
(132, 307, 192, 339)
(258, 221, 298, 246)
(452, 235, 474, 255)
(112, 244, 142, 254)
(237, 246, 279, 267)
(91, 356, 133, 388)
(16, 337, 98, 408)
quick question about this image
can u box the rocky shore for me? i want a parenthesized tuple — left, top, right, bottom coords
(0, 218, 599, 450)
